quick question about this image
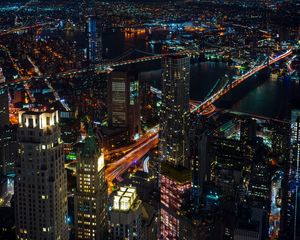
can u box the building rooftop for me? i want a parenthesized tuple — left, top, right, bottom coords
(18, 109, 59, 129)
(161, 162, 191, 183)
(82, 125, 98, 158)
(113, 186, 138, 212)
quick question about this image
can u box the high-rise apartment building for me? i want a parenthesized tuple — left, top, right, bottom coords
(75, 126, 108, 240)
(160, 55, 190, 168)
(107, 70, 141, 140)
(160, 163, 191, 239)
(159, 55, 191, 239)
(15, 110, 68, 240)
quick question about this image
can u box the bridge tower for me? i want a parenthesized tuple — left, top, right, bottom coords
(265, 6, 271, 68)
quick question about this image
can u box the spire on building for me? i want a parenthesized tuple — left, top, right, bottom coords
(82, 125, 98, 157)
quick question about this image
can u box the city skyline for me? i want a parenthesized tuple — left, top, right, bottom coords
(0, 0, 299, 239)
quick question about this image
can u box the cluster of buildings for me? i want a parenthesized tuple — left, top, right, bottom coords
(156, 53, 300, 240)
(0, 0, 299, 240)
(0, 105, 152, 239)
(0, 48, 300, 239)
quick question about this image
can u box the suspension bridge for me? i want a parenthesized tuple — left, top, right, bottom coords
(0, 47, 293, 113)
(105, 48, 293, 187)
(191, 48, 293, 113)
(0, 48, 195, 88)
(1, 43, 292, 188)
(55, 48, 189, 78)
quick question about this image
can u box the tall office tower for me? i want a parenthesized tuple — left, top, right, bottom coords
(271, 120, 290, 159)
(160, 55, 190, 168)
(110, 186, 143, 240)
(0, 126, 17, 176)
(289, 102, 300, 240)
(85, 0, 102, 64)
(209, 137, 248, 197)
(86, 16, 102, 64)
(75, 126, 108, 240)
(0, 87, 9, 128)
(15, 110, 68, 240)
(248, 162, 270, 206)
(107, 70, 141, 140)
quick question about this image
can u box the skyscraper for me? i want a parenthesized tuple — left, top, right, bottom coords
(86, 16, 102, 64)
(190, 129, 208, 209)
(15, 110, 68, 240)
(0, 87, 9, 128)
(75, 126, 108, 240)
(85, 0, 102, 64)
(0, 86, 10, 177)
(160, 55, 190, 168)
(107, 70, 141, 140)
(0, 128, 10, 177)
(0, 71, 15, 177)
(290, 102, 300, 240)
(159, 55, 191, 239)
(160, 163, 191, 239)
(0, 126, 17, 177)
(240, 118, 257, 144)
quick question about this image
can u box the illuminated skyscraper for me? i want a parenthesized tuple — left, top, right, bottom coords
(75, 126, 108, 240)
(86, 16, 102, 64)
(289, 103, 300, 240)
(107, 70, 141, 140)
(85, 0, 102, 64)
(159, 55, 191, 239)
(160, 55, 190, 168)
(160, 163, 191, 239)
(15, 110, 68, 240)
